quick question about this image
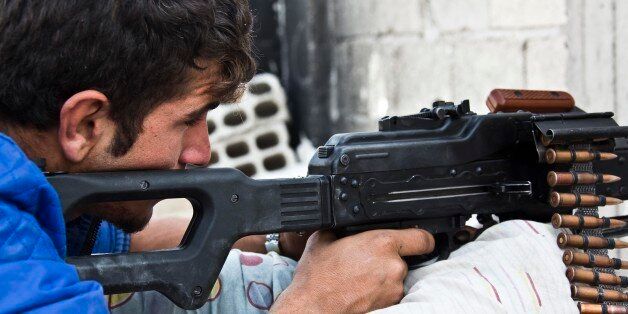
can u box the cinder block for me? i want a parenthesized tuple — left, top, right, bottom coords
(207, 73, 289, 142)
(333, 0, 422, 37)
(489, 0, 567, 28)
(209, 124, 296, 178)
(525, 37, 568, 90)
(452, 40, 524, 114)
(212, 143, 296, 178)
(430, 0, 489, 32)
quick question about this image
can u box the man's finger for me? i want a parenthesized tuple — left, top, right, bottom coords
(308, 230, 337, 245)
(391, 228, 435, 257)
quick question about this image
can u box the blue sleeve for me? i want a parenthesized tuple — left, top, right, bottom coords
(93, 220, 131, 254)
(0, 133, 108, 313)
(0, 198, 108, 313)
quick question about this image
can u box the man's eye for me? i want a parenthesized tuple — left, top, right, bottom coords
(184, 116, 204, 126)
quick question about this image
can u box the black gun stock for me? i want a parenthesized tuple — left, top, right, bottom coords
(48, 168, 331, 309)
(48, 90, 628, 310)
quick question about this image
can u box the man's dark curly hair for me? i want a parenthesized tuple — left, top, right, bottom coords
(0, 0, 256, 156)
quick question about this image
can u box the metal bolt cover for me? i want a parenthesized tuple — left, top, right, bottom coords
(340, 192, 348, 201)
(450, 169, 457, 176)
(230, 194, 239, 203)
(351, 179, 359, 188)
(193, 286, 203, 296)
(340, 177, 348, 185)
(340, 154, 350, 166)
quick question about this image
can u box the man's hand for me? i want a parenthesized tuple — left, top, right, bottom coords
(271, 229, 435, 313)
(230, 232, 311, 258)
(279, 231, 313, 260)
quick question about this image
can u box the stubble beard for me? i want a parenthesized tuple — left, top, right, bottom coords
(83, 200, 155, 234)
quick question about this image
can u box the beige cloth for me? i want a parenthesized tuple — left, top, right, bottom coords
(375, 220, 577, 314)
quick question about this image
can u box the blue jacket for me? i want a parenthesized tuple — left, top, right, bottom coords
(0, 133, 107, 313)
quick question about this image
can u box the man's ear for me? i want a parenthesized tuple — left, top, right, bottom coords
(58, 90, 111, 163)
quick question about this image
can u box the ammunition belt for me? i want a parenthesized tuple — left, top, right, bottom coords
(549, 143, 627, 313)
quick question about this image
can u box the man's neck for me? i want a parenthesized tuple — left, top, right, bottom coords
(4, 125, 64, 171)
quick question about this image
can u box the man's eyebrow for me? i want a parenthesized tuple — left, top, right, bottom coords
(185, 101, 220, 120)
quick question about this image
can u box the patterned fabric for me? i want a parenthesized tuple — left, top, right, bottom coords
(374, 220, 578, 314)
(109, 250, 296, 313)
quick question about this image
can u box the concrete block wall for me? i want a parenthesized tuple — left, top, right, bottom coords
(285, 0, 628, 137)
(283, 0, 580, 143)
(328, 0, 570, 131)
(206, 73, 296, 178)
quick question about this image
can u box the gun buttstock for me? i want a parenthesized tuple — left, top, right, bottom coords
(49, 168, 331, 310)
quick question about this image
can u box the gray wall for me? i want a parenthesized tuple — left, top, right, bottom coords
(284, 0, 628, 144)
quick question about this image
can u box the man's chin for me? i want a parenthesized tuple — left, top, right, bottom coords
(84, 200, 156, 234)
(113, 213, 153, 234)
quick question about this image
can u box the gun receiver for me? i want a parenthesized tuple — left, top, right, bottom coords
(47, 89, 628, 310)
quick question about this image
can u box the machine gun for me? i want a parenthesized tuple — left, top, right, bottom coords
(47, 89, 628, 310)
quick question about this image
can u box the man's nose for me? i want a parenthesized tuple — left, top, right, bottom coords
(179, 121, 211, 167)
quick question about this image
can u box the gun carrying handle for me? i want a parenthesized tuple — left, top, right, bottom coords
(49, 168, 331, 310)
(486, 89, 575, 113)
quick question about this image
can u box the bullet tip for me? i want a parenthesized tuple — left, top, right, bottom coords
(608, 197, 624, 205)
(607, 174, 622, 183)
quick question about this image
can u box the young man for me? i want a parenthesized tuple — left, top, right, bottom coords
(0, 1, 434, 312)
